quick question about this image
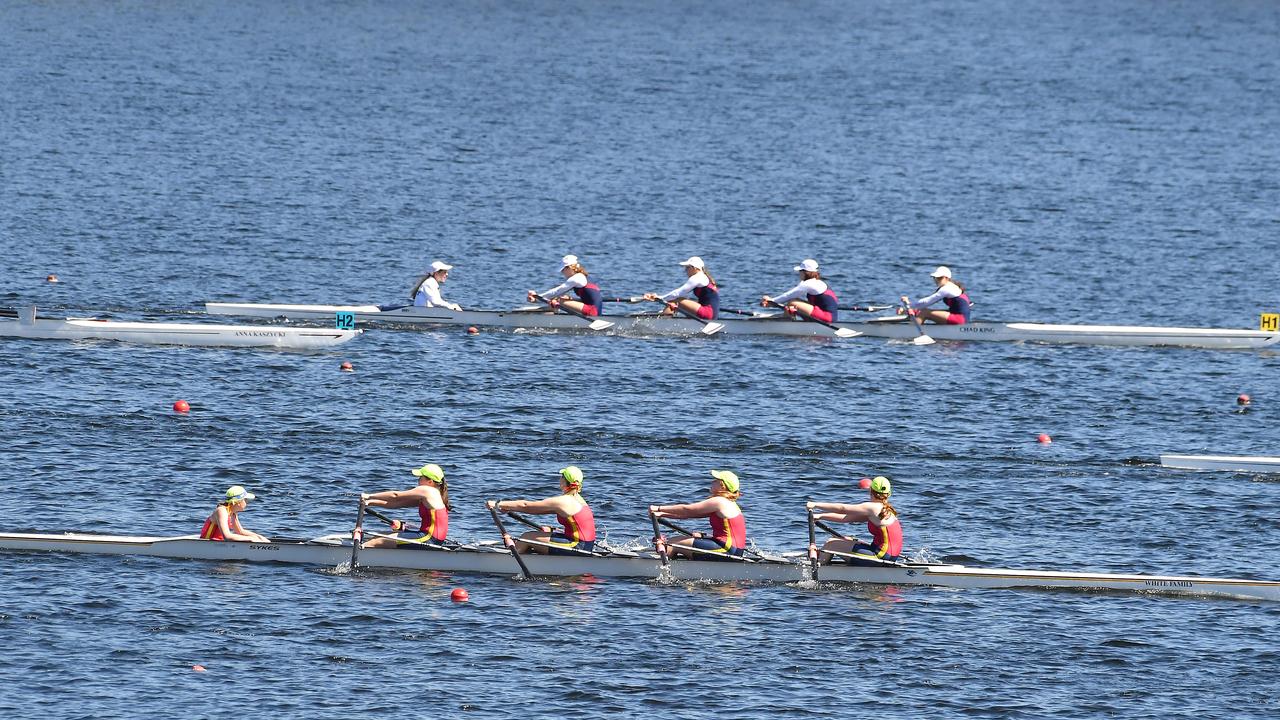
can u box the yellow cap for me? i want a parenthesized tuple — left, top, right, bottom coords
(411, 464, 445, 483)
(869, 476, 891, 495)
(710, 470, 739, 493)
(225, 485, 256, 503)
(560, 466, 584, 486)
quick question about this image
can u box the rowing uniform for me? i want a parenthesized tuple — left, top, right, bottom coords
(771, 278, 840, 322)
(413, 275, 462, 311)
(540, 273, 604, 316)
(910, 282, 970, 324)
(659, 272, 720, 320)
(200, 509, 227, 541)
(547, 494, 596, 555)
(690, 506, 746, 560)
(846, 516, 903, 564)
(397, 501, 449, 547)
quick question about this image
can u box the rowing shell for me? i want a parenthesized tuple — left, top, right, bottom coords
(1, 314, 358, 350)
(205, 302, 1280, 350)
(3, 531, 1277, 601)
(1160, 455, 1280, 473)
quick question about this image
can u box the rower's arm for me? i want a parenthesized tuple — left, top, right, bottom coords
(499, 497, 563, 515)
(364, 487, 427, 509)
(652, 497, 718, 519)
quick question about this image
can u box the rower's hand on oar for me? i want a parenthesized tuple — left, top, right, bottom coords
(486, 500, 498, 510)
(642, 293, 659, 302)
(526, 290, 537, 302)
(805, 501, 816, 511)
(760, 295, 772, 308)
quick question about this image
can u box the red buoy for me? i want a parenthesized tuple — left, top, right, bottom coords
(192, 664, 206, 672)
(466, 326, 479, 335)
(45, 274, 59, 283)
(1037, 433, 1052, 444)
(173, 400, 190, 414)
(450, 587, 469, 602)
(858, 477, 872, 490)
(1238, 394, 1251, 406)
(339, 361, 354, 372)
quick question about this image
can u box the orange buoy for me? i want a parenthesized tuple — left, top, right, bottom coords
(192, 665, 206, 672)
(340, 361, 354, 372)
(858, 477, 872, 490)
(466, 326, 479, 335)
(1037, 433, 1052, 444)
(450, 587, 469, 602)
(173, 400, 190, 414)
(45, 274, 59, 283)
(1237, 394, 1251, 406)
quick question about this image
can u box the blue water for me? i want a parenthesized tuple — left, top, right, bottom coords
(2, 1, 1279, 718)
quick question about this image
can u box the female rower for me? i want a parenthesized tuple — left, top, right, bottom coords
(649, 470, 745, 560)
(491, 466, 596, 555)
(900, 265, 970, 324)
(642, 256, 720, 320)
(200, 486, 270, 542)
(527, 255, 605, 316)
(360, 463, 451, 548)
(411, 260, 462, 311)
(807, 475, 902, 564)
(761, 258, 840, 323)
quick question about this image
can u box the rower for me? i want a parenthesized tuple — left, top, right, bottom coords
(360, 463, 451, 548)
(899, 265, 970, 325)
(412, 260, 462, 311)
(643, 256, 720, 320)
(807, 476, 902, 565)
(492, 466, 596, 555)
(200, 486, 270, 542)
(527, 255, 604, 316)
(650, 470, 746, 561)
(761, 258, 841, 323)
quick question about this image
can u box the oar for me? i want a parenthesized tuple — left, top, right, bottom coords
(718, 307, 775, 318)
(532, 293, 613, 331)
(764, 298, 860, 338)
(898, 296, 936, 345)
(649, 511, 670, 568)
(841, 304, 895, 312)
(814, 517, 853, 541)
(651, 299, 725, 335)
(604, 296, 647, 304)
(505, 509, 550, 533)
(349, 497, 367, 569)
(488, 500, 532, 579)
(807, 509, 820, 582)
(362, 506, 405, 531)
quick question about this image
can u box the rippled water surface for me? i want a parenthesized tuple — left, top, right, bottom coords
(2, 1, 1279, 718)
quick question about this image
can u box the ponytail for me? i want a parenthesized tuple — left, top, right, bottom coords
(569, 263, 589, 277)
(873, 492, 897, 521)
(438, 479, 452, 511)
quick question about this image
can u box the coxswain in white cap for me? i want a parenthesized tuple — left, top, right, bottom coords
(410, 260, 462, 311)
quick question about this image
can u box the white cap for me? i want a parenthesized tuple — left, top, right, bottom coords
(679, 256, 705, 270)
(929, 265, 952, 278)
(793, 259, 819, 272)
(560, 254, 579, 269)
(430, 260, 453, 273)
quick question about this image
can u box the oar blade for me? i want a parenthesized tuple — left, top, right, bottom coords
(834, 328, 861, 339)
(588, 319, 615, 331)
(701, 321, 726, 335)
(912, 334, 936, 346)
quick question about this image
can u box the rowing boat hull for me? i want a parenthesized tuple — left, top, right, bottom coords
(1, 317, 358, 349)
(3, 532, 1277, 600)
(1160, 454, 1280, 473)
(204, 302, 1279, 349)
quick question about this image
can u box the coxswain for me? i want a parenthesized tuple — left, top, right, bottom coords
(761, 258, 841, 323)
(411, 260, 462, 311)
(899, 265, 970, 324)
(650, 470, 746, 560)
(807, 475, 903, 564)
(360, 463, 451, 548)
(642, 256, 720, 320)
(527, 255, 605, 317)
(200, 486, 270, 542)
(491, 466, 596, 555)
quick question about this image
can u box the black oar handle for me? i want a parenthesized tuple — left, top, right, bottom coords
(349, 498, 367, 569)
(649, 512, 670, 567)
(807, 510, 820, 582)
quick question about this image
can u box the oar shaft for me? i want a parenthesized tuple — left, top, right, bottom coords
(350, 498, 367, 569)
(814, 518, 852, 541)
(650, 513, 670, 567)
(489, 501, 532, 579)
(807, 510, 819, 581)
(505, 509, 546, 532)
